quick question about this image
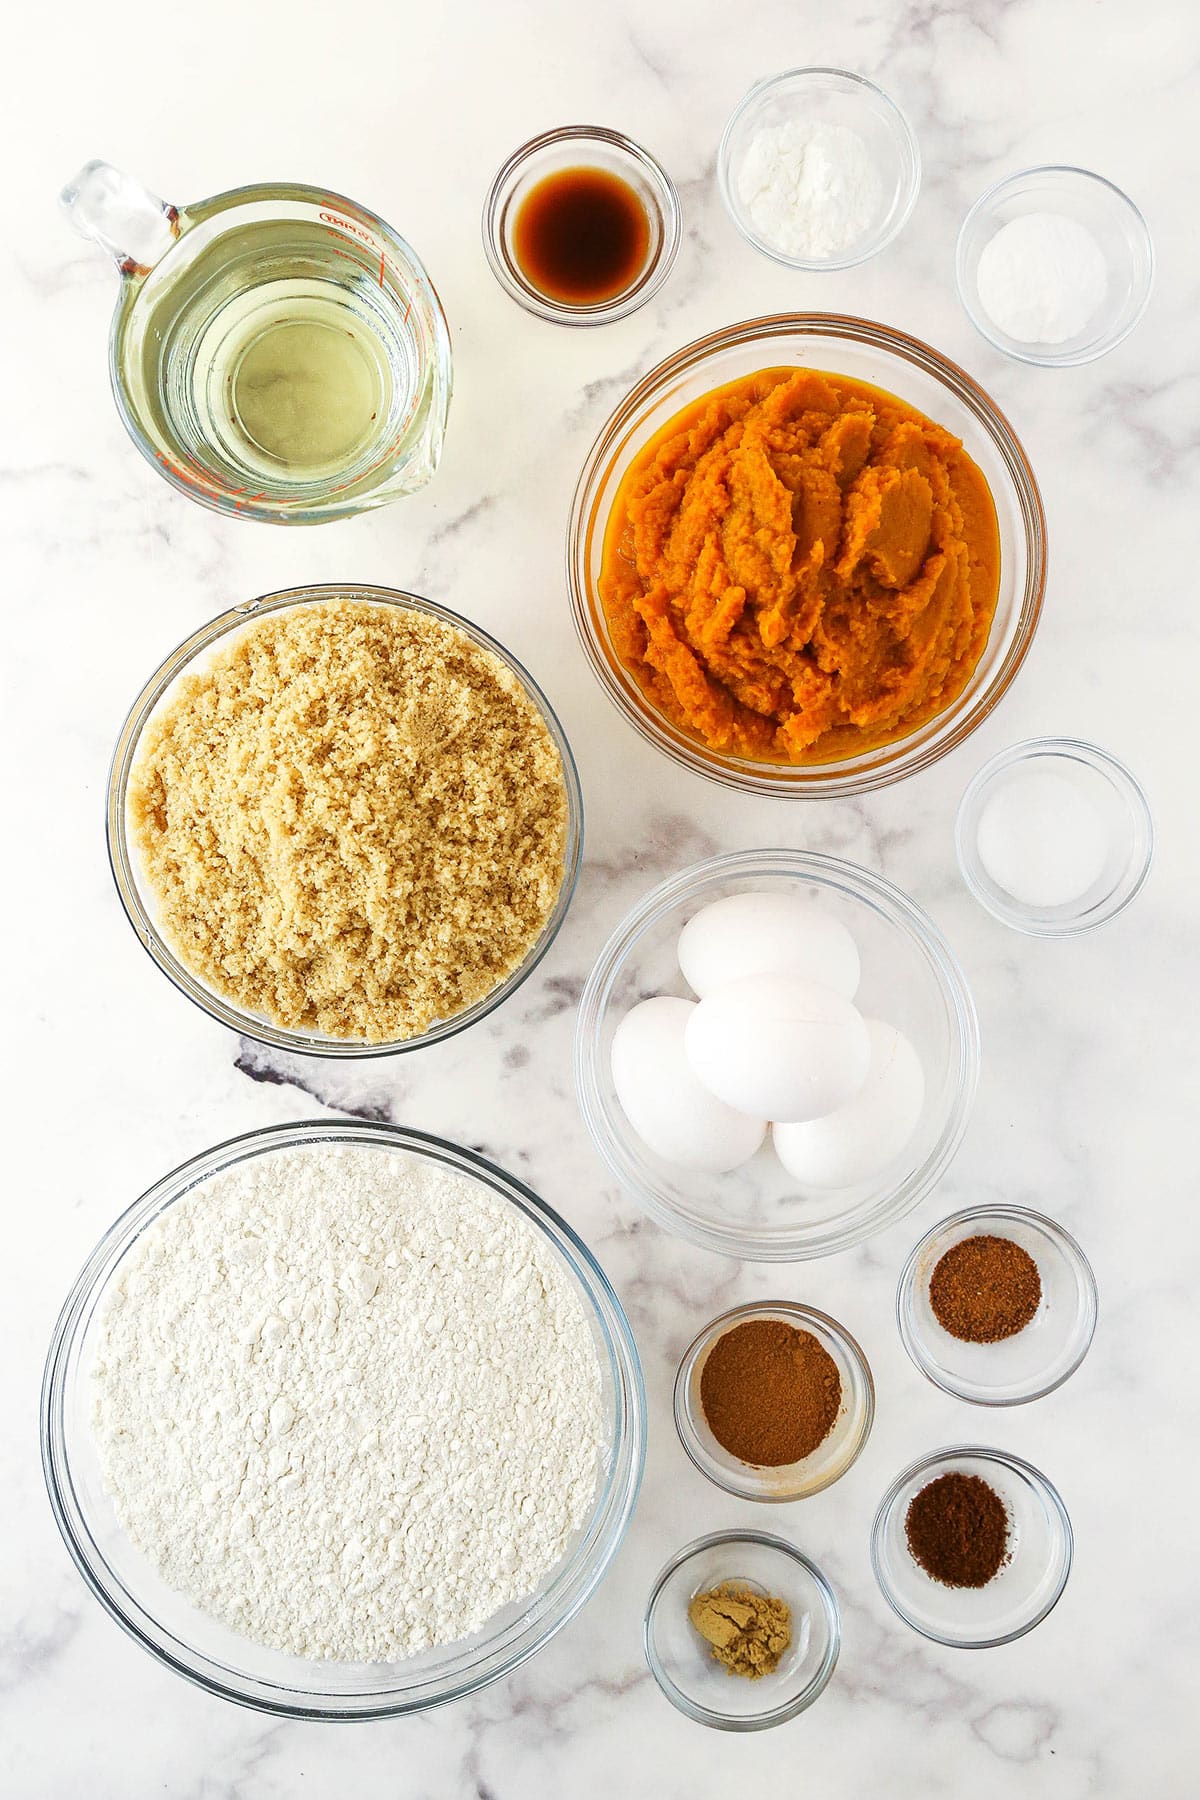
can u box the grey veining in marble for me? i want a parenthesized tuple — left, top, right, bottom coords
(3, 0, 1197, 1793)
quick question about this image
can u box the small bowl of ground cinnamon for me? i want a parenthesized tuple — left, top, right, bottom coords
(674, 1302, 874, 1500)
(644, 1530, 840, 1728)
(872, 1446, 1072, 1647)
(897, 1205, 1097, 1405)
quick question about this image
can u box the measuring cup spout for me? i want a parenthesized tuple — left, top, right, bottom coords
(60, 160, 180, 276)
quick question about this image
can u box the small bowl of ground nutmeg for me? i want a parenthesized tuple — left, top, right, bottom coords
(107, 585, 583, 1056)
(644, 1530, 840, 1729)
(674, 1302, 874, 1500)
(897, 1205, 1097, 1405)
(872, 1446, 1072, 1648)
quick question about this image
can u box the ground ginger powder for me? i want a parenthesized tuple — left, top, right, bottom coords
(128, 599, 568, 1042)
(688, 1583, 792, 1679)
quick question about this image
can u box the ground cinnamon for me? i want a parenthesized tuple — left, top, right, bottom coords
(904, 1472, 1009, 1587)
(699, 1318, 842, 1466)
(929, 1234, 1042, 1343)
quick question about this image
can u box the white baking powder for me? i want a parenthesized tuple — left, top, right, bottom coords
(975, 212, 1108, 345)
(92, 1143, 605, 1662)
(736, 119, 885, 260)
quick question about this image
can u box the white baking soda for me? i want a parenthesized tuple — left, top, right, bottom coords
(976, 212, 1108, 344)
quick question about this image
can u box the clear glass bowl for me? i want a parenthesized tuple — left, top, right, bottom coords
(674, 1303, 873, 1499)
(718, 68, 920, 270)
(567, 315, 1046, 796)
(482, 125, 681, 325)
(574, 849, 980, 1261)
(40, 1120, 645, 1720)
(957, 165, 1153, 367)
(956, 737, 1153, 936)
(897, 1206, 1098, 1405)
(107, 584, 584, 1057)
(644, 1531, 839, 1729)
(872, 1446, 1072, 1648)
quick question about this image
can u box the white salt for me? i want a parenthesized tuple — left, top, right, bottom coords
(976, 770, 1109, 909)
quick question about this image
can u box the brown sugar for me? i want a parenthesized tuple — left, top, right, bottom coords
(128, 599, 568, 1042)
(699, 1318, 842, 1466)
(929, 1234, 1042, 1343)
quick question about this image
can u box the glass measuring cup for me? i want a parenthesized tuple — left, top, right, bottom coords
(62, 162, 453, 524)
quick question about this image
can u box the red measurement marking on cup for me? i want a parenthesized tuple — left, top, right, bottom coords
(320, 209, 377, 246)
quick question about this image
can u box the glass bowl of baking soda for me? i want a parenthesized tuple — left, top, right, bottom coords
(956, 165, 1154, 367)
(718, 67, 921, 270)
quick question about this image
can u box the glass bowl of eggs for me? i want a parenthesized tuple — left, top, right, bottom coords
(574, 849, 980, 1261)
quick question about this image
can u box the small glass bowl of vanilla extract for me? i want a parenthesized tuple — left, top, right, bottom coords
(483, 125, 681, 325)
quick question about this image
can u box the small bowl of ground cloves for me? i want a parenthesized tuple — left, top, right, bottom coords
(871, 1445, 1072, 1647)
(896, 1205, 1098, 1405)
(673, 1301, 874, 1500)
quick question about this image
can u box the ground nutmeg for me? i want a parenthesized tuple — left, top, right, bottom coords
(699, 1317, 842, 1466)
(929, 1234, 1042, 1344)
(904, 1471, 1009, 1588)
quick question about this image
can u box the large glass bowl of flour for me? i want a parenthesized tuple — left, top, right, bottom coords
(41, 1121, 645, 1719)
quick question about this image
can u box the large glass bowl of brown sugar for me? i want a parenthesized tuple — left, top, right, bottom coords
(106, 584, 583, 1057)
(575, 849, 980, 1262)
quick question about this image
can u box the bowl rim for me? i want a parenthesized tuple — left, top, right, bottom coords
(566, 312, 1047, 797)
(643, 1528, 841, 1729)
(481, 123, 682, 326)
(954, 734, 1155, 936)
(106, 583, 584, 1057)
(870, 1443, 1073, 1648)
(895, 1203, 1099, 1406)
(955, 163, 1155, 368)
(673, 1300, 875, 1498)
(574, 847, 981, 1261)
(717, 67, 922, 271)
(40, 1118, 646, 1720)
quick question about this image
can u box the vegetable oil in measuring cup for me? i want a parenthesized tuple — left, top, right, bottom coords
(129, 219, 415, 491)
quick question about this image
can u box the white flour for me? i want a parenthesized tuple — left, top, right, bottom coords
(91, 1143, 605, 1662)
(975, 212, 1108, 344)
(737, 119, 884, 259)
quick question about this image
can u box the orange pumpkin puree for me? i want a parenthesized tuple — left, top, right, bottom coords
(599, 367, 1001, 764)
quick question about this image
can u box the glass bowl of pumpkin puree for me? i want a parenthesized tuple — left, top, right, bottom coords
(568, 315, 1045, 796)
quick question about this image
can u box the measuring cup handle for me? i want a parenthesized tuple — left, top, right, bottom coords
(60, 160, 180, 276)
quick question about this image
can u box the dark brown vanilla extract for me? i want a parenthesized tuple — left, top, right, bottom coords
(513, 166, 651, 305)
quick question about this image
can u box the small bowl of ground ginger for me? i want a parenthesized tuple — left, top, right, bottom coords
(897, 1205, 1098, 1406)
(108, 585, 583, 1056)
(644, 1531, 839, 1729)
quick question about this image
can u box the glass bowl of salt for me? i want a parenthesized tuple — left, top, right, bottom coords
(955, 737, 1154, 936)
(956, 165, 1154, 367)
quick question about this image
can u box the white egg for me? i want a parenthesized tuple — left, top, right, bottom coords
(610, 997, 766, 1173)
(773, 1020, 925, 1189)
(976, 770, 1109, 909)
(684, 974, 871, 1123)
(677, 890, 860, 999)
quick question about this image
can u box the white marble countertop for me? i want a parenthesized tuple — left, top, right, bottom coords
(5, 1, 1197, 1793)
